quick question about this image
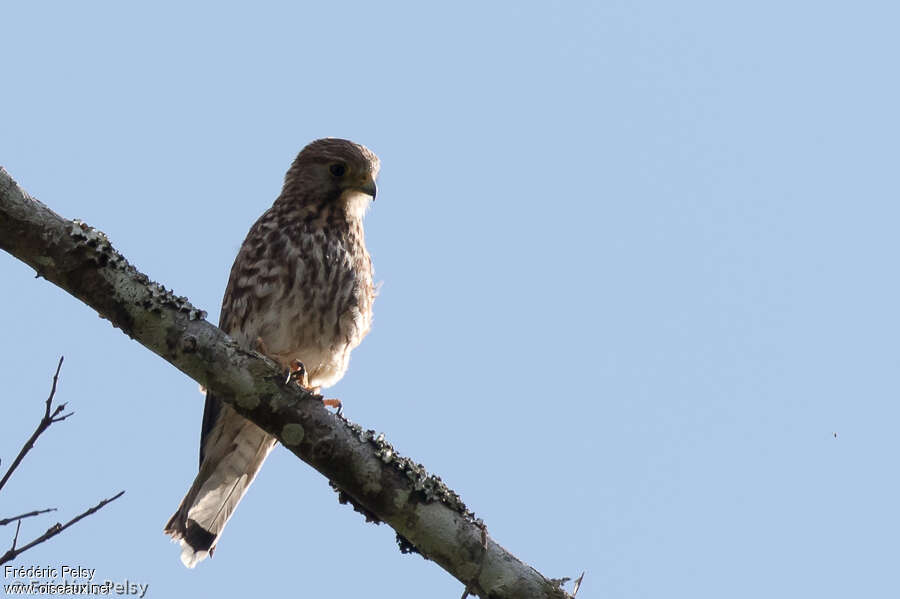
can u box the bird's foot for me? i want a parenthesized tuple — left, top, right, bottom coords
(323, 398, 343, 416)
(285, 359, 342, 413)
(286, 359, 310, 388)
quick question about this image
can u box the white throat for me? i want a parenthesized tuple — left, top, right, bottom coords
(341, 190, 374, 220)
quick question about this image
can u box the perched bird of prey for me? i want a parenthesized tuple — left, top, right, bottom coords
(164, 138, 379, 568)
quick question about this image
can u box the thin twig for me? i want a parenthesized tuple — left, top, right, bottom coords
(0, 491, 124, 565)
(10, 521, 21, 552)
(0, 508, 57, 526)
(571, 572, 585, 597)
(0, 357, 68, 493)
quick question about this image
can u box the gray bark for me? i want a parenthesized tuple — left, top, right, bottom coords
(0, 167, 574, 599)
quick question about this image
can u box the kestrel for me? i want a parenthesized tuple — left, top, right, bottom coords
(164, 138, 379, 567)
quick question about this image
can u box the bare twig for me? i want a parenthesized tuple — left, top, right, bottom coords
(0, 508, 57, 526)
(10, 521, 21, 553)
(572, 571, 585, 597)
(0, 491, 124, 565)
(0, 356, 120, 566)
(0, 357, 70, 493)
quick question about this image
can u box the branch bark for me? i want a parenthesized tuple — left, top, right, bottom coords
(0, 166, 574, 598)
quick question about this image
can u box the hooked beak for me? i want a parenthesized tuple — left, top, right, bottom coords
(357, 177, 377, 201)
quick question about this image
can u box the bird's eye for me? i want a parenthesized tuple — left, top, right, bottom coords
(329, 163, 346, 177)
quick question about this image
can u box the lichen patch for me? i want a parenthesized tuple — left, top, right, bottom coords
(281, 423, 305, 445)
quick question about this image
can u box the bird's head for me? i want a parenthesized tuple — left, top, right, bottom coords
(280, 138, 380, 220)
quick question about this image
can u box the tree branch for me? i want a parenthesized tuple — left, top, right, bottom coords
(0, 508, 57, 527)
(0, 356, 123, 565)
(0, 166, 575, 598)
(0, 356, 71, 494)
(0, 492, 125, 565)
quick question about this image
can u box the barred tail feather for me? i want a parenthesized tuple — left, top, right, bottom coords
(165, 405, 276, 567)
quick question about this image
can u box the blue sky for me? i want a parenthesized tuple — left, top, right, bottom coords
(2, 1, 899, 597)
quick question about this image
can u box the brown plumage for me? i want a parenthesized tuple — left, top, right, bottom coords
(164, 138, 379, 567)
